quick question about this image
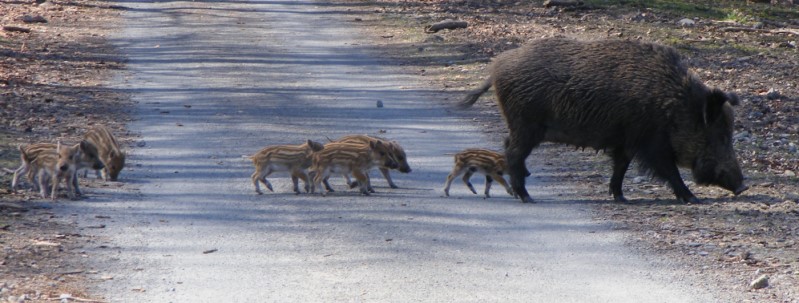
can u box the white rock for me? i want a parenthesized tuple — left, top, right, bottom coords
(677, 18, 695, 27)
(750, 274, 769, 289)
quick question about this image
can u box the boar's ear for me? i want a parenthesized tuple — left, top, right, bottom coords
(704, 89, 736, 125)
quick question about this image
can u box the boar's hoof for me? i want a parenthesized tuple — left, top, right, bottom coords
(681, 196, 702, 204)
(734, 185, 749, 196)
(520, 196, 535, 203)
(613, 195, 628, 203)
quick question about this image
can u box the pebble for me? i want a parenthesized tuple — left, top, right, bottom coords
(783, 170, 796, 177)
(677, 18, 695, 27)
(750, 274, 769, 289)
(376, 100, 383, 108)
(766, 88, 780, 100)
(733, 131, 750, 141)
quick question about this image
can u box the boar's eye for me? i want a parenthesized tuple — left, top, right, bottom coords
(397, 156, 404, 161)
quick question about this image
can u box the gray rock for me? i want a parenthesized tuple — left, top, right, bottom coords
(22, 15, 47, 23)
(766, 88, 780, 100)
(376, 100, 384, 108)
(136, 140, 147, 147)
(750, 274, 769, 289)
(677, 18, 695, 27)
(734, 131, 751, 142)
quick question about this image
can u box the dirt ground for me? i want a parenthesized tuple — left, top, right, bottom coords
(1, 0, 798, 302)
(1, 0, 128, 301)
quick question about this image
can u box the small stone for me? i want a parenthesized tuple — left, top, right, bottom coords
(783, 170, 796, 177)
(750, 274, 769, 289)
(733, 131, 750, 141)
(766, 88, 780, 100)
(632, 176, 645, 184)
(136, 141, 146, 147)
(698, 251, 709, 256)
(21, 15, 48, 23)
(376, 100, 383, 108)
(677, 18, 695, 27)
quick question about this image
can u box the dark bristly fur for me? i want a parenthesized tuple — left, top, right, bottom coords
(460, 38, 747, 203)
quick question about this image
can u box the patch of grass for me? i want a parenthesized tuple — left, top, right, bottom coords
(583, 0, 799, 22)
(583, 0, 728, 19)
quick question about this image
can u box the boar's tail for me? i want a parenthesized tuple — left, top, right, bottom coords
(457, 77, 493, 109)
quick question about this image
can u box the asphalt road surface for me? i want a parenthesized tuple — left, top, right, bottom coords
(55, 0, 727, 302)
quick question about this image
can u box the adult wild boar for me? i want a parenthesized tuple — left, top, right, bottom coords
(460, 38, 747, 203)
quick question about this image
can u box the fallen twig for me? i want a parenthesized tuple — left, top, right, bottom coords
(425, 19, 468, 33)
(543, 0, 584, 8)
(721, 27, 799, 36)
(2, 26, 31, 33)
(50, 295, 109, 303)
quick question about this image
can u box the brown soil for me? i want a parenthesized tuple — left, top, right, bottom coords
(1, 0, 128, 301)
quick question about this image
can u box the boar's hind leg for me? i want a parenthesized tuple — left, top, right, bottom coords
(443, 165, 466, 197)
(462, 169, 478, 195)
(610, 149, 633, 202)
(290, 170, 309, 194)
(505, 126, 543, 203)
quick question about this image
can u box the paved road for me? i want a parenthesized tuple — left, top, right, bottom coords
(57, 0, 724, 302)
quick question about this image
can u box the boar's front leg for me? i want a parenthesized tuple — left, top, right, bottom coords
(640, 134, 700, 203)
(379, 168, 399, 189)
(483, 175, 493, 198)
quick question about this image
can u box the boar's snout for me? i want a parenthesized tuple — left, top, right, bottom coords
(59, 164, 70, 172)
(398, 164, 412, 173)
(693, 157, 746, 196)
(733, 184, 748, 196)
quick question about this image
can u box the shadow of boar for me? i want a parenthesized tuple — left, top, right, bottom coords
(460, 38, 747, 203)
